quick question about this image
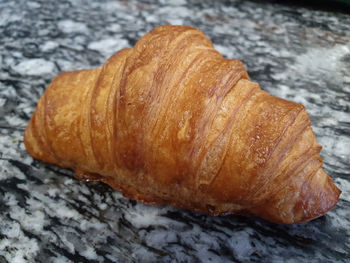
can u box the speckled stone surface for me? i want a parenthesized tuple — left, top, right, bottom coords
(0, 0, 349, 262)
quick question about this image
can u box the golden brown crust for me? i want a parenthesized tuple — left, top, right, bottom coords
(24, 25, 341, 224)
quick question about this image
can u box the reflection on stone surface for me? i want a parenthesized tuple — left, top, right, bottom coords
(0, 0, 349, 262)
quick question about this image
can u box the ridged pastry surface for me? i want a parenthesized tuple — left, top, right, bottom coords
(24, 25, 340, 224)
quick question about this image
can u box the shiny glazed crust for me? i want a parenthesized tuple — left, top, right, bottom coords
(24, 25, 341, 224)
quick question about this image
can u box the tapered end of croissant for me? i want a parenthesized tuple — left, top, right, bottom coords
(24, 68, 101, 169)
(249, 109, 341, 224)
(297, 168, 341, 223)
(256, 168, 341, 224)
(24, 97, 57, 164)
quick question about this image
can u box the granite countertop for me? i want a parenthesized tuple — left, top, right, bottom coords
(0, 0, 349, 262)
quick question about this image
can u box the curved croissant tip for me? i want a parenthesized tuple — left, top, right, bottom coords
(291, 169, 341, 224)
(256, 168, 341, 225)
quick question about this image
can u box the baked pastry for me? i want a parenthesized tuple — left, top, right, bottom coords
(24, 25, 341, 224)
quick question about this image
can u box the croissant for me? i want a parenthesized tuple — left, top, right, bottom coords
(24, 25, 340, 224)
